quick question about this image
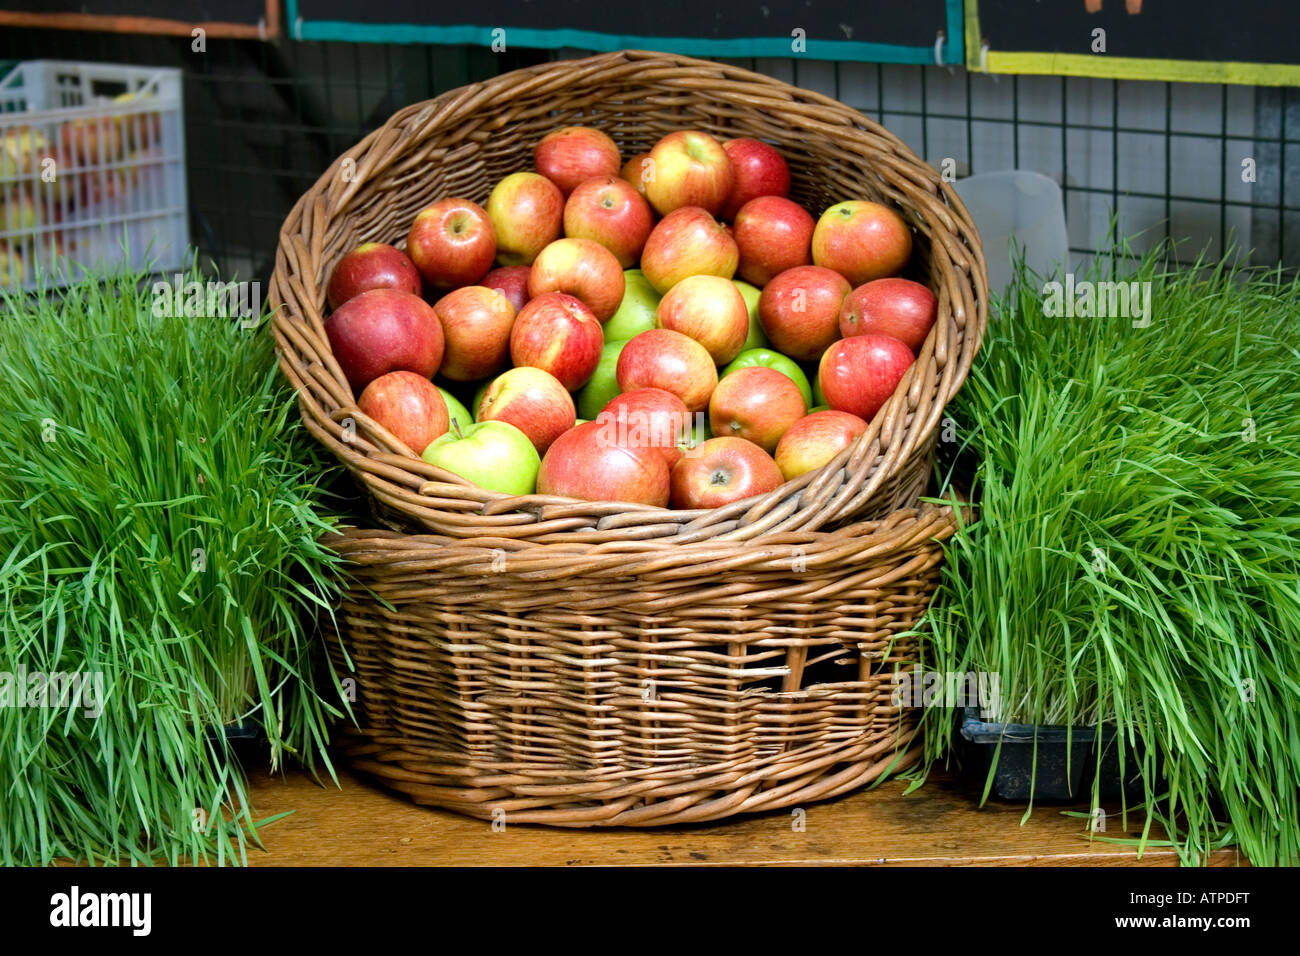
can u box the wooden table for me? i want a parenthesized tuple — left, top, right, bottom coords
(243, 765, 1244, 866)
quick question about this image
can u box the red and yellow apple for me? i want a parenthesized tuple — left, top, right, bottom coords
(708, 366, 806, 452)
(476, 366, 576, 455)
(670, 436, 783, 509)
(620, 152, 654, 200)
(838, 277, 937, 353)
(482, 265, 532, 313)
(509, 291, 604, 390)
(818, 334, 915, 423)
(644, 130, 733, 217)
(534, 126, 622, 197)
(431, 285, 517, 381)
(537, 420, 670, 507)
(598, 387, 692, 468)
(640, 206, 738, 295)
(616, 328, 718, 413)
(406, 198, 496, 290)
(733, 195, 814, 287)
(486, 171, 564, 267)
(527, 237, 625, 322)
(357, 370, 450, 456)
(721, 138, 791, 221)
(774, 409, 869, 481)
(757, 265, 851, 361)
(811, 200, 913, 285)
(324, 288, 444, 391)
(654, 274, 749, 365)
(563, 176, 653, 268)
(327, 242, 422, 309)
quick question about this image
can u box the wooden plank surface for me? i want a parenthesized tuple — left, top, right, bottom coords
(243, 765, 1246, 866)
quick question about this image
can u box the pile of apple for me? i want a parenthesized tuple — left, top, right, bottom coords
(323, 126, 937, 510)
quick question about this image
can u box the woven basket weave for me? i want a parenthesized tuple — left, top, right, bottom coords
(325, 505, 959, 826)
(268, 49, 986, 541)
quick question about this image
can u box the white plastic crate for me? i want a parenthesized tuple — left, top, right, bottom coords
(0, 60, 187, 289)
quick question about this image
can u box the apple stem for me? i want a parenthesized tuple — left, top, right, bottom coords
(452, 418, 465, 440)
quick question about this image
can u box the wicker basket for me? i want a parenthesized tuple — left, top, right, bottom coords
(325, 504, 959, 826)
(269, 50, 986, 541)
(269, 50, 987, 824)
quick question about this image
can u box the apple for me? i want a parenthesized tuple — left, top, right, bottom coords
(575, 339, 628, 420)
(598, 387, 692, 468)
(509, 291, 604, 390)
(482, 265, 532, 313)
(620, 152, 654, 200)
(431, 285, 516, 382)
(640, 206, 738, 295)
(732, 279, 768, 351)
(644, 130, 733, 217)
(324, 288, 445, 391)
(604, 268, 661, 342)
(534, 126, 622, 197)
(616, 328, 718, 413)
(757, 265, 851, 362)
(406, 198, 496, 290)
(818, 334, 915, 423)
(774, 409, 869, 481)
(476, 366, 576, 455)
(654, 274, 748, 365)
(422, 419, 540, 497)
(708, 366, 806, 452)
(60, 115, 122, 166)
(838, 277, 938, 353)
(720, 348, 813, 409)
(537, 420, 670, 507)
(486, 171, 564, 267)
(438, 386, 474, 432)
(669, 436, 783, 510)
(527, 237, 625, 322)
(721, 138, 791, 221)
(356, 370, 450, 456)
(563, 176, 653, 268)
(327, 243, 422, 309)
(811, 200, 913, 285)
(733, 196, 814, 287)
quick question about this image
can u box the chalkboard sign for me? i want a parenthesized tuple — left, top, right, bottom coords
(968, 0, 1300, 85)
(287, 0, 965, 65)
(0, 0, 277, 39)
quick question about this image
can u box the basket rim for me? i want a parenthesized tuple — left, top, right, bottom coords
(269, 49, 987, 545)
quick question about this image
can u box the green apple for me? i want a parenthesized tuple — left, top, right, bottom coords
(603, 268, 661, 342)
(733, 279, 768, 352)
(720, 348, 814, 409)
(575, 339, 628, 420)
(438, 386, 474, 432)
(421, 419, 540, 496)
(807, 405, 829, 414)
(813, 373, 826, 407)
(471, 380, 492, 420)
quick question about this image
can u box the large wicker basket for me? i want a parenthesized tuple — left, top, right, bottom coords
(269, 50, 986, 541)
(269, 50, 987, 825)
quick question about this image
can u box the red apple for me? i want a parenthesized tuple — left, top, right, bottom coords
(621, 152, 654, 200)
(708, 366, 806, 452)
(733, 196, 814, 287)
(818, 334, 915, 423)
(644, 130, 733, 217)
(721, 138, 791, 221)
(538, 420, 670, 507)
(563, 176, 653, 268)
(655, 274, 749, 365)
(482, 265, 532, 313)
(670, 436, 783, 509)
(811, 200, 913, 285)
(616, 328, 718, 413)
(406, 198, 496, 290)
(598, 387, 693, 468)
(510, 292, 604, 390)
(774, 409, 869, 481)
(324, 288, 445, 391)
(476, 366, 576, 455)
(838, 277, 938, 353)
(485, 171, 564, 267)
(327, 242, 422, 309)
(357, 370, 450, 456)
(431, 285, 517, 382)
(534, 126, 622, 197)
(639, 206, 738, 295)
(757, 265, 851, 362)
(527, 237, 625, 322)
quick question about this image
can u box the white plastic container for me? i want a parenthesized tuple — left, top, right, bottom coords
(0, 60, 187, 290)
(951, 170, 1068, 297)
